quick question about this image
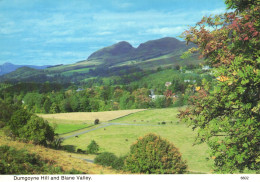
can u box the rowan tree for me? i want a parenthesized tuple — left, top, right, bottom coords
(179, 0, 259, 173)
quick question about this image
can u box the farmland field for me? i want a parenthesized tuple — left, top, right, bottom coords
(38, 109, 145, 123)
(51, 123, 92, 134)
(38, 109, 145, 134)
(42, 107, 214, 174)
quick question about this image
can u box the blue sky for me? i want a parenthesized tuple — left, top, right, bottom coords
(0, 0, 228, 66)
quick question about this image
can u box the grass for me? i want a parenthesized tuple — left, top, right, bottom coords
(51, 123, 91, 134)
(0, 132, 120, 174)
(111, 107, 184, 123)
(61, 107, 214, 174)
(38, 109, 146, 123)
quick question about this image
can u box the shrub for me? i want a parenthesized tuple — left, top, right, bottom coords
(19, 115, 55, 146)
(112, 155, 127, 170)
(0, 145, 82, 174)
(9, 108, 32, 136)
(125, 133, 187, 174)
(51, 136, 64, 149)
(63, 145, 75, 153)
(94, 119, 100, 125)
(94, 152, 126, 170)
(86, 140, 99, 154)
(94, 152, 117, 167)
(0, 121, 5, 128)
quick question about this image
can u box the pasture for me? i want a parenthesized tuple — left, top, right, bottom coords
(41, 107, 214, 174)
(38, 109, 145, 134)
(38, 109, 145, 123)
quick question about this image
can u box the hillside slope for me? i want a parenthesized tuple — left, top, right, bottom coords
(0, 37, 202, 83)
(0, 62, 50, 76)
(0, 132, 120, 174)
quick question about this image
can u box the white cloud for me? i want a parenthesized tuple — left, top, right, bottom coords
(145, 26, 186, 36)
(45, 37, 89, 43)
(50, 30, 75, 36)
(0, 21, 24, 35)
(96, 31, 113, 35)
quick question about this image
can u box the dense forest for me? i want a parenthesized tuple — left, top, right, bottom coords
(0, 65, 213, 113)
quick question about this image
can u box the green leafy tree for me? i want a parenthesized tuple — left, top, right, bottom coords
(19, 115, 55, 146)
(179, 0, 260, 173)
(86, 140, 99, 154)
(0, 99, 16, 123)
(125, 133, 187, 174)
(43, 98, 52, 113)
(9, 109, 32, 136)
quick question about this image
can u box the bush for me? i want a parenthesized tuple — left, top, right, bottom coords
(19, 115, 55, 146)
(94, 152, 117, 167)
(86, 140, 99, 154)
(125, 133, 187, 174)
(63, 145, 75, 153)
(112, 155, 127, 170)
(0, 121, 5, 128)
(94, 152, 126, 170)
(51, 136, 64, 149)
(9, 109, 32, 136)
(0, 145, 82, 174)
(94, 119, 100, 125)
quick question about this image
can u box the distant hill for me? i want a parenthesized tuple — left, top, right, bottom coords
(87, 37, 191, 65)
(88, 41, 135, 60)
(0, 62, 50, 76)
(0, 37, 202, 83)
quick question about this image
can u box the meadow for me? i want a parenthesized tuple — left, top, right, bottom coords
(41, 107, 214, 174)
(38, 109, 145, 134)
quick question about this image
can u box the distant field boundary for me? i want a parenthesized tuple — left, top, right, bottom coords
(58, 109, 146, 137)
(38, 109, 146, 122)
(107, 109, 147, 122)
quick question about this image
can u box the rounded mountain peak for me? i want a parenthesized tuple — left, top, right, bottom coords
(88, 41, 134, 59)
(137, 37, 182, 50)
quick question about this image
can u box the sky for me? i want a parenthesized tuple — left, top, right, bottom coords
(0, 0, 228, 66)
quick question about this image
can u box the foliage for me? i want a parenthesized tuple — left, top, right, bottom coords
(9, 108, 32, 136)
(2, 101, 55, 146)
(94, 152, 127, 170)
(94, 119, 100, 125)
(0, 99, 16, 123)
(111, 155, 127, 170)
(0, 145, 82, 174)
(86, 140, 99, 154)
(124, 133, 187, 174)
(94, 152, 118, 167)
(0, 121, 5, 128)
(0, 65, 212, 114)
(179, 0, 260, 173)
(19, 115, 55, 146)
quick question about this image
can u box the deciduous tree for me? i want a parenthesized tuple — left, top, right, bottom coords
(179, 0, 259, 173)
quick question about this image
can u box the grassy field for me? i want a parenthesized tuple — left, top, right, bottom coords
(111, 107, 184, 123)
(39, 109, 145, 135)
(38, 109, 145, 123)
(51, 123, 92, 134)
(58, 107, 214, 174)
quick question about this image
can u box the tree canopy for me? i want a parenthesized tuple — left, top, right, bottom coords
(179, 0, 259, 173)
